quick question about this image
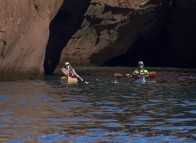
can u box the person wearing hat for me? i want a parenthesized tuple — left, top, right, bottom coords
(126, 61, 149, 78)
(133, 61, 149, 78)
(61, 62, 84, 81)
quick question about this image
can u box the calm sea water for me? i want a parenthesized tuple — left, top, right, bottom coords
(0, 68, 195, 143)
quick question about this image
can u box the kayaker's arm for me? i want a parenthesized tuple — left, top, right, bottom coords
(61, 68, 69, 76)
(144, 70, 149, 77)
(133, 70, 138, 76)
(75, 73, 84, 81)
(71, 68, 83, 81)
(126, 74, 132, 78)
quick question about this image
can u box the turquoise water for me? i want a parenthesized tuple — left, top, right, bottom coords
(0, 69, 195, 142)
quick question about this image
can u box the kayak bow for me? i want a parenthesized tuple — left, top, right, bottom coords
(61, 76, 78, 84)
(133, 76, 146, 84)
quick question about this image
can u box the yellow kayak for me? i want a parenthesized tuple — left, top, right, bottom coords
(61, 76, 78, 84)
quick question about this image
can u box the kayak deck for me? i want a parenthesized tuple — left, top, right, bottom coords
(61, 76, 78, 84)
(133, 76, 147, 84)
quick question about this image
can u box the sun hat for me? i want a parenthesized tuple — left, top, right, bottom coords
(65, 62, 70, 66)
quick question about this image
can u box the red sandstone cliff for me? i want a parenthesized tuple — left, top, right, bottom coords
(0, 0, 196, 80)
(59, 0, 163, 66)
(56, 0, 196, 68)
(0, 0, 63, 80)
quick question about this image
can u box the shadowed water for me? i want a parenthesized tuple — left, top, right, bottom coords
(0, 68, 195, 142)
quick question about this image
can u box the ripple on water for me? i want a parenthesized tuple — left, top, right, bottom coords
(38, 134, 72, 142)
(0, 116, 13, 123)
(153, 125, 196, 131)
(6, 138, 32, 143)
(187, 110, 196, 114)
(0, 110, 13, 115)
(0, 70, 196, 142)
(130, 135, 191, 143)
(0, 95, 9, 104)
(0, 123, 5, 128)
(166, 118, 196, 123)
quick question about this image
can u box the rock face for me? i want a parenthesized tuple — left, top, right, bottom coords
(0, 0, 196, 80)
(58, 0, 158, 66)
(44, 0, 91, 74)
(166, 0, 196, 67)
(0, 0, 63, 80)
(54, 0, 196, 68)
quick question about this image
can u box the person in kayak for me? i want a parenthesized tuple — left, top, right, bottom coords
(61, 62, 84, 81)
(133, 61, 149, 78)
(126, 61, 149, 78)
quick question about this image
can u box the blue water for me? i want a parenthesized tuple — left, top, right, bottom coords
(0, 69, 195, 143)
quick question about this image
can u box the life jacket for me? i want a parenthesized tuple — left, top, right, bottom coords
(68, 69, 75, 76)
(133, 69, 149, 76)
(66, 66, 76, 77)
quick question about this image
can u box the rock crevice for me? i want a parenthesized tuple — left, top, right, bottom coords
(44, 0, 90, 74)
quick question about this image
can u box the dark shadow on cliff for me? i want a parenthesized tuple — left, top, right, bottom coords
(104, 27, 170, 67)
(44, 0, 90, 75)
(105, 0, 196, 68)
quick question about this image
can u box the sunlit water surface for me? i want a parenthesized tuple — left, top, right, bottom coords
(0, 69, 195, 143)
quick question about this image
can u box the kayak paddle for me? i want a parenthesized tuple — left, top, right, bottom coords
(114, 73, 123, 78)
(77, 76, 89, 84)
(149, 71, 156, 78)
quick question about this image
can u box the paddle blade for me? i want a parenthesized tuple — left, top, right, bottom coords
(84, 81, 90, 84)
(149, 71, 156, 78)
(114, 73, 123, 78)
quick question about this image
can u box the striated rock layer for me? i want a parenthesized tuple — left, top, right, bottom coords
(0, 0, 63, 80)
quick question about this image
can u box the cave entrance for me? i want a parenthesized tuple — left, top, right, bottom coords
(44, 0, 90, 75)
(104, 27, 171, 67)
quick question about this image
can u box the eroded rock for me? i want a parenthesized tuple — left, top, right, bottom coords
(57, 0, 196, 68)
(0, 0, 195, 80)
(58, 0, 170, 67)
(0, 0, 63, 80)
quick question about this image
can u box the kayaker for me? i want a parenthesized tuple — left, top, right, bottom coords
(133, 61, 149, 78)
(126, 61, 149, 78)
(62, 62, 84, 81)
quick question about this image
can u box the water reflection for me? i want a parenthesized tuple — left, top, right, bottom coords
(0, 70, 195, 142)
